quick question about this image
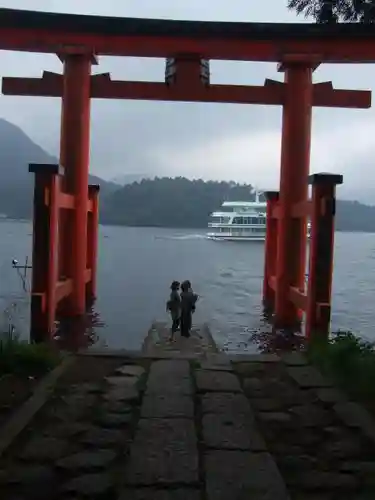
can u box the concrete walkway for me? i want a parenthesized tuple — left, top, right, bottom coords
(0, 349, 375, 498)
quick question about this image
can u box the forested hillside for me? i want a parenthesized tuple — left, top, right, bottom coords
(100, 177, 375, 232)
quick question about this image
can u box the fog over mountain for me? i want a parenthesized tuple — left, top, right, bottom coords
(0, 0, 375, 205)
(0, 117, 375, 232)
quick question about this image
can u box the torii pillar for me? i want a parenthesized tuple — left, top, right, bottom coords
(59, 52, 95, 316)
(274, 60, 314, 328)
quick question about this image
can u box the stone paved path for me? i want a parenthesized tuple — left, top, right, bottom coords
(142, 321, 218, 357)
(0, 352, 375, 499)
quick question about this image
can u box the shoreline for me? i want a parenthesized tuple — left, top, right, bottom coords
(1, 218, 375, 233)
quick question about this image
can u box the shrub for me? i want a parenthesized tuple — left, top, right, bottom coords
(308, 330, 375, 402)
(0, 331, 60, 377)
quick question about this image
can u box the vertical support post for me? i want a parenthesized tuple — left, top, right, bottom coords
(263, 191, 279, 314)
(59, 53, 93, 315)
(86, 184, 100, 303)
(29, 164, 62, 342)
(306, 173, 343, 340)
(58, 101, 68, 284)
(274, 62, 313, 328)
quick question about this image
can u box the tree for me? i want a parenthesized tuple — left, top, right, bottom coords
(287, 0, 375, 23)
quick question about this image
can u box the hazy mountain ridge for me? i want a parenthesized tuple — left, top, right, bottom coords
(0, 118, 119, 218)
(0, 118, 375, 232)
(99, 176, 375, 232)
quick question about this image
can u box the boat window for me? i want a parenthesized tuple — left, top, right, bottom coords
(233, 217, 243, 224)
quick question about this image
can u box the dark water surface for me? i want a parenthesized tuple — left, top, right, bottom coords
(0, 220, 374, 353)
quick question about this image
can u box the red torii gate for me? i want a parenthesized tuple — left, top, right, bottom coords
(0, 8, 372, 341)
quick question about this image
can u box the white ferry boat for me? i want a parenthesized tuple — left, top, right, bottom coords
(207, 191, 311, 242)
(207, 191, 267, 241)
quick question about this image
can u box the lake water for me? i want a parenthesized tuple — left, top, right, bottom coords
(0, 220, 374, 354)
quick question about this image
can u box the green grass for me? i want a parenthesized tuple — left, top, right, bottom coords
(307, 330, 375, 404)
(0, 331, 61, 377)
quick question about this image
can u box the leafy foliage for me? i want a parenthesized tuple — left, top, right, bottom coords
(288, 0, 375, 23)
(308, 330, 375, 403)
(101, 177, 256, 228)
(0, 331, 60, 377)
(100, 176, 375, 231)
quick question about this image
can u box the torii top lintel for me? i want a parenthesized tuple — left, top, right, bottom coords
(2, 8, 375, 63)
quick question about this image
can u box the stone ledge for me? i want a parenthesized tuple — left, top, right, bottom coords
(0, 355, 75, 458)
(230, 353, 281, 363)
(333, 401, 375, 443)
(286, 365, 332, 389)
(280, 352, 308, 366)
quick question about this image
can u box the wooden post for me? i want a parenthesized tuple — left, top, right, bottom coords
(274, 63, 313, 328)
(263, 191, 279, 314)
(29, 163, 62, 342)
(306, 173, 343, 340)
(59, 54, 92, 316)
(86, 184, 100, 303)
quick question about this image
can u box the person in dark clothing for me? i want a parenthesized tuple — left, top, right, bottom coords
(180, 280, 198, 338)
(166, 280, 181, 341)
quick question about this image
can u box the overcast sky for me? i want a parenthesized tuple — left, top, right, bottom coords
(1, 0, 375, 202)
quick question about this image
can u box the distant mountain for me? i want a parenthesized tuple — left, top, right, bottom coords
(0, 119, 118, 219)
(1, 118, 375, 232)
(101, 176, 375, 232)
(111, 173, 152, 185)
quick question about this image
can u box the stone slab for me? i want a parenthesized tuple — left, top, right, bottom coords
(258, 412, 293, 425)
(103, 385, 140, 403)
(234, 363, 267, 377)
(242, 377, 265, 397)
(146, 376, 193, 396)
(0, 464, 57, 485)
(115, 364, 146, 377)
(203, 353, 232, 365)
(201, 393, 254, 417)
(195, 370, 242, 393)
(80, 427, 130, 448)
(56, 450, 116, 470)
(95, 411, 133, 428)
(204, 450, 290, 500)
(0, 355, 74, 459)
(45, 403, 88, 422)
(141, 394, 194, 418)
(18, 437, 68, 461)
(43, 422, 88, 438)
(333, 401, 375, 443)
(149, 360, 191, 378)
(146, 360, 193, 395)
(289, 405, 333, 427)
(63, 472, 114, 496)
(202, 413, 266, 451)
(60, 393, 97, 408)
(70, 382, 104, 394)
(286, 366, 331, 389)
(280, 351, 308, 366)
(105, 376, 139, 388)
(118, 489, 201, 500)
(100, 401, 134, 414)
(231, 353, 280, 363)
(199, 362, 233, 372)
(316, 388, 346, 404)
(288, 470, 358, 490)
(125, 418, 198, 485)
(250, 398, 285, 411)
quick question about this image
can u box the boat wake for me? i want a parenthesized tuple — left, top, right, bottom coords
(155, 234, 206, 241)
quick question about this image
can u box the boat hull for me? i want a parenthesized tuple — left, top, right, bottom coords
(207, 233, 265, 242)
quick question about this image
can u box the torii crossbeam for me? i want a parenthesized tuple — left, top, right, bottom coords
(0, 7, 373, 340)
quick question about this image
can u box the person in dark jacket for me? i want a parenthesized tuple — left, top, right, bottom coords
(166, 280, 181, 341)
(180, 280, 198, 338)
